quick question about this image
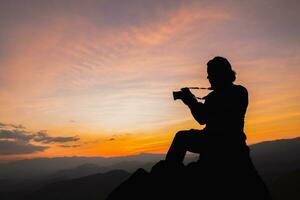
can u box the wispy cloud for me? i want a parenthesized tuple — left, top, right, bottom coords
(0, 140, 48, 155)
(0, 122, 25, 129)
(32, 131, 80, 144)
(58, 144, 81, 148)
(0, 1, 232, 132)
(0, 124, 81, 155)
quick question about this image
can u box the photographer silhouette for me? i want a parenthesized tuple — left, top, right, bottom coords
(164, 56, 271, 199)
(166, 56, 249, 164)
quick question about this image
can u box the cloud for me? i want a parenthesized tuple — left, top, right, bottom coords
(0, 129, 32, 141)
(0, 122, 25, 129)
(0, 127, 80, 155)
(106, 133, 133, 142)
(58, 144, 81, 148)
(0, 140, 48, 155)
(33, 131, 80, 144)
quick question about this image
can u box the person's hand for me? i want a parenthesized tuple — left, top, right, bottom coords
(180, 88, 197, 106)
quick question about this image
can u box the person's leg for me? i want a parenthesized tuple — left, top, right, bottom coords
(166, 129, 204, 165)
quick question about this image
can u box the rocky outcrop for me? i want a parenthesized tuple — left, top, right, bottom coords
(107, 159, 272, 200)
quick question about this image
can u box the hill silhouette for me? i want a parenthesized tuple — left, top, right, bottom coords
(0, 137, 299, 200)
(26, 170, 130, 200)
(251, 137, 300, 184)
(0, 153, 166, 180)
(270, 168, 300, 200)
(47, 163, 105, 180)
(107, 158, 271, 200)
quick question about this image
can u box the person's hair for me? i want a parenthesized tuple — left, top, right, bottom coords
(207, 56, 236, 83)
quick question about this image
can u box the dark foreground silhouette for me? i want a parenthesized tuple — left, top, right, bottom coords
(1, 138, 300, 200)
(107, 57, 271, 199)
(106, 159, 271, 200)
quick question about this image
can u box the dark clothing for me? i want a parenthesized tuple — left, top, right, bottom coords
(192, 84, 248, 139)
(166, 84, 250, 164)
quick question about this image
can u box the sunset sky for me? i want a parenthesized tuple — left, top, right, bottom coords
(0, 0, 299, 160)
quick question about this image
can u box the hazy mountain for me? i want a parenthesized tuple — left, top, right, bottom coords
(250, 137, 300, 183)
(0, 157, 108, 180)
(0, 137, 299, 200)
(1, 154, 165, 179)
(46, 163, 106, 180)
(0, 153, 193, 180)
(27, 170, 130, 200)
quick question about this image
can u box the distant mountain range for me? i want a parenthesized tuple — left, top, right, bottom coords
(28, 170, 130, 200)
(250, 137, 300, 184)
(0, 137, 299, 200)
(0, 153, 166, 180)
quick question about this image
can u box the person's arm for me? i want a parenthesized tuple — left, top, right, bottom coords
(180, 88, 207, 125)
(188, 102, 207, 125)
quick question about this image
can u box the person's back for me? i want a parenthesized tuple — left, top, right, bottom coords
(204, 84, 247, 135)
(201, 84, 249, 159)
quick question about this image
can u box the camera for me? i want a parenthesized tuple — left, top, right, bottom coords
(173, 87, 210, 101)
(173, 88, 191, 101)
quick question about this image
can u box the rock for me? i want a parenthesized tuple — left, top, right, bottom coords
(106, 159, 272, 200)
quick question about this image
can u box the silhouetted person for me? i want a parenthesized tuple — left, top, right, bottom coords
(165, 56, 271, 199)
(166, 56, 249, 165)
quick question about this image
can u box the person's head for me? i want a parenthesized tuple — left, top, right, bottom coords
(207, 56, 236, 89)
